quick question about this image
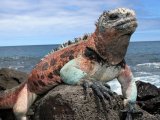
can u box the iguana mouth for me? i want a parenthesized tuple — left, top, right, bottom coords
(114, 17, 137, 30)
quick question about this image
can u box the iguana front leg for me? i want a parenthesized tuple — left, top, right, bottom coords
(60, 58, 88, 85)
(60, 58, 114, 110)
(117, 65, 142, 119)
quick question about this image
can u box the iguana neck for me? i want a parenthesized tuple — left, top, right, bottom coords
(91, 27, 130, 65)
(85, 33, 98, 53)
(87, 30, 109, 63)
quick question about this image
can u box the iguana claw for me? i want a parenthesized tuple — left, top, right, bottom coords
(82, 81, 90, 100)
(120, 107, 143, 120)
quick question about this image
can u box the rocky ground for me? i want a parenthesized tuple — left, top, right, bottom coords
(0, 68, 159, 120)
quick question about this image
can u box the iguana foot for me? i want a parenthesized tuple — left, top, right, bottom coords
(82, 81, 115, 119)
(120, 106, 143, 120)
(91, 81, 113, 103)
(82, 81, 114, 107)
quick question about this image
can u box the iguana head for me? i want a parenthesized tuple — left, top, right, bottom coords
(94, 8, 137, 65)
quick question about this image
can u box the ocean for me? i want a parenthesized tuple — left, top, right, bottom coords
(0, 41, 160, 94)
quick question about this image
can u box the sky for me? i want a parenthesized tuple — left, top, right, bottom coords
(0, 0, 160, 46)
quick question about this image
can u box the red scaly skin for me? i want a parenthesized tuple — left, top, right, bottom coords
(27, 35, 96, 94)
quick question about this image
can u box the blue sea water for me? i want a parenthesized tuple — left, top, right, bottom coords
(0, 42, 159, 94)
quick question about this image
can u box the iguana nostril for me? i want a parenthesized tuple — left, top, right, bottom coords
(109, 14, 119, 20)
(126, 12, 131, 17)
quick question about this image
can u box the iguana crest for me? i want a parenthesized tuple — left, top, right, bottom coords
(41, 34, 90, 61)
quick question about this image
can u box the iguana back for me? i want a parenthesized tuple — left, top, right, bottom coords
(28, 35, 95, 94)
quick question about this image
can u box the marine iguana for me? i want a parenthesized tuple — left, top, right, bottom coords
(0, 8, 139, 120)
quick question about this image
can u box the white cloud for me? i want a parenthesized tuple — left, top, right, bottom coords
(0, 0, 102, 33)
(0, 0, 160, 45)
(0, 0, 129, 28)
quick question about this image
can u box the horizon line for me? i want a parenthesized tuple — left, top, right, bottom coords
(0, 40, 160, 47)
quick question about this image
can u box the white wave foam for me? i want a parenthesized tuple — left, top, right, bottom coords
(107, 79, 122, 95)
(134, 75, 160, 88)
(136, 62, 160, 69)
(8, 65, 24, 70)
(107, 74, 160, 95)
(134, 72, 152, 76)
(11, 56, 20, 60)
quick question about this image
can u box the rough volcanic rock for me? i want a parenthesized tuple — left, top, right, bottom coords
(137, 96, 160, 115)
(136, 81, 160, 115)
(0, 69, 159, 120)
(0, 109, 15, 120)
(136, 81, 160, 101)
(0, 68, 28, 90)
(31, 85, 159, 120)
(31, 85, 123, 120)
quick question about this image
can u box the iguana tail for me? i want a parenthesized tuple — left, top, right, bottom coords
(0, 82, 26, 109)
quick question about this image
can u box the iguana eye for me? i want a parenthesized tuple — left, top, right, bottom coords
(109, 14, 119, 20)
